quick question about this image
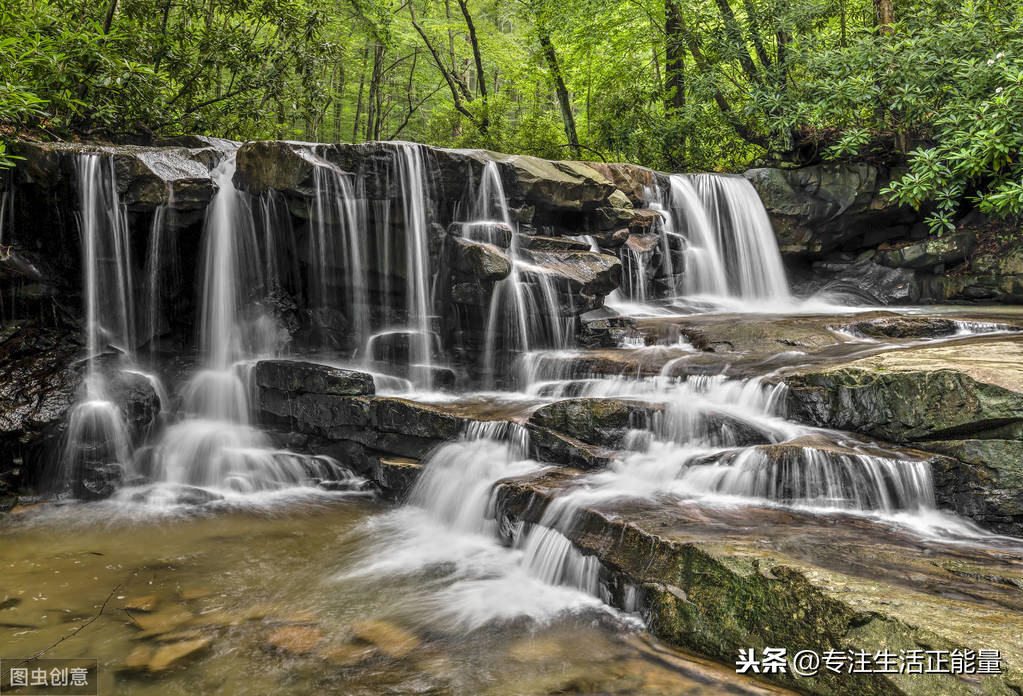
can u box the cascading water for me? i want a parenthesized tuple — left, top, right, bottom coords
(473, 160, 568, 387)
(309, 158, 369, 348)
(57, 155, 137, 494)
(609, 173, 790, 308)
(137, 148, 352, 497)
(692, 174, 790, 302)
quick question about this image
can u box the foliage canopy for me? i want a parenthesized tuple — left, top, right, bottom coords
(1, 0, 1021, 227)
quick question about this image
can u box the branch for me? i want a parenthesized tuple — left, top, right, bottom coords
(20, 567, 140, 665)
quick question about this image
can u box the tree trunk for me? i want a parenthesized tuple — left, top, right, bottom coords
(665, 0, 685, 112)
(876, 0, 894, 34)
(456, 0, 489, 131)
(538, 31, 580, 158)
(352, 45, 369, 142)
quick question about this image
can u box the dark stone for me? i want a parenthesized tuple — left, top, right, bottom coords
(447, 221, 513, 248)
(252, 360, 375, 397)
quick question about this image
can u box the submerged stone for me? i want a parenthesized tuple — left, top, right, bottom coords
(351, 620, 420, 659)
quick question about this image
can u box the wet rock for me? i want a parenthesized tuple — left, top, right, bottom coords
(350, 620, 420, 659)
(129, 608, 194, 638)
(14, 141, 216, 211)
(256, 391, 469, 462)
(525, 423, 618, 469)
(744, 163, 916, 258)
(521, 250, 622, 299)
(921, 439, 1023, 535)
(373, 457, 421, 499)
(495, 470, 1023, 695)
(783, 338, 1023, 442)
(589, 229, 630, 249)
(585, 163, 664, 206)
(877, 232, 977, 269)
(121, 595, 160, 612)
(517, 235, 591, 252)
(815, 259, 918, 304)
(529, 399, 661, 448)
(234, 140, 320, 195)
(147, 637, 212, 672)
(840, 316, 961, 338)
(447, 221, 513, 248)
(266, 625, 324, 654)
(449, 237, 512, 281)
(252, 360, 375, 397)
(493, 155, 616, 212)
(120, 645, 154, 672)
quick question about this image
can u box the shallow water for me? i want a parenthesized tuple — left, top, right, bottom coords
(0, 499, 794, 696)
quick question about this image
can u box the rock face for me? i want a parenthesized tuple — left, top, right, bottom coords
(924, 440, 1023, 534)
(783, 339, 1023, 442)
(252, 360, 375, 397)
(877, 232, 977, 269)
(744, 163, 917, 259)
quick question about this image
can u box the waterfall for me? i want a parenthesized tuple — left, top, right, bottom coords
(394, 144, 437, 389)
(678, 446, 936, 512)
(139, 148, 353, 497)
(474, 159, 569, 388)
(309, 160, 369, 349)
(611, 174, 791, 307)
(691, 174, 790, 302)
(57, 156, 137, 493)
(144, 191, 171, 355)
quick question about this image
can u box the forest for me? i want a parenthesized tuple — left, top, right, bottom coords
(2, 0, 1022, 233)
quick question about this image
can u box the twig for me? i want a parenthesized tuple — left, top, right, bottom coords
(19, 566, 140, 665)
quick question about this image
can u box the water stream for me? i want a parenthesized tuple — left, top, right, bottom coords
(9, 143, 1023, 692)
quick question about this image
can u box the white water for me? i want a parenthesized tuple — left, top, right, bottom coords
(475, 160, 570, 387)
(57, 156, 137, 492)
(342, 429, 619, 631)
(131, 149, 357, 499)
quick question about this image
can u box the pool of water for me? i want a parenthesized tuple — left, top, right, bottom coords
(0, 497, 793, 695)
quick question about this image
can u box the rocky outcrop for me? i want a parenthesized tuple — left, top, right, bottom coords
(877, 232, 977, 269)
(783, 339, 1023, 442)
(781, 338, 1023, 534)
(744, 163, 917, 259)
(252, 360, 375, 396)
(495, 469, 1023, 696)
(924, 440, 1023, 535)
(529, 398, 660, 448)
(14, 140, 218, 213)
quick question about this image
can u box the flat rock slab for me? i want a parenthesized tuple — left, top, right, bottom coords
(496, 469, 1023, 696)
(783, 336, 1023, 442)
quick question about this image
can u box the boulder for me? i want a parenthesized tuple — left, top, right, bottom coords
(814, 259, 919, 304)
(922, 439, 1023, 535)
(783, 339, 1023, 442)
(252, 360, 375, 397)
(492, 155, 616, 211)
(529, 398, 660, 448)
(585, 163, 665, 206)
(449, 237, 512, 281)
(839, 316, 961, 339)
(234, 140, 321, 195)
(521, 250, 622, 299)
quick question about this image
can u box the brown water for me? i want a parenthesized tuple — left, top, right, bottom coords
(0, 497, 793, 696)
